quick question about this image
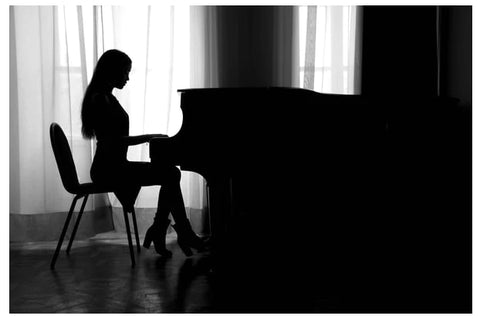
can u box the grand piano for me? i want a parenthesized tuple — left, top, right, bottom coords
(149, 87, 378, 236)
(149, 87, 470, 312)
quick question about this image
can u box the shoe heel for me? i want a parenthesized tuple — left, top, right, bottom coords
(143, 238, 152, 249)
(143, 230, 153, 249)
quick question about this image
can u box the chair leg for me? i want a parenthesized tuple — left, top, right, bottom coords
(66, 194, 89, 255)
(123, 207, 136, 268)
(51, 195, 80, 269)
(130, 208, 141, 253)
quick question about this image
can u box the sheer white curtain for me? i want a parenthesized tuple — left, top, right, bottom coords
(10, 6, 109, 242)
(190, 7, 219, 88)
(10, 6, 94, 217)
(10, 5, 207, 241)
(299, 6, 362, 94)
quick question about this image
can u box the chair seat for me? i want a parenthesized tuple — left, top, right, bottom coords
(77, 182, 140, 195)
(76, 182, 112, 195)
(77, 182, 141, 209)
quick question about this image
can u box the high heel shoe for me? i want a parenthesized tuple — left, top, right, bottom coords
(143, 219, 172, 257)
(172, 223, 205, 257)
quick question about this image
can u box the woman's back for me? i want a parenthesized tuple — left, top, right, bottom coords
(88, 91, 130, 181)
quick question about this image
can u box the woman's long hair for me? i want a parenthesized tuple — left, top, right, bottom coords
(81, 49, 132, 139)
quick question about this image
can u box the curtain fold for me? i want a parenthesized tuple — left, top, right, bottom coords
(10, 6, 112, 241)
(10, 6, 96, 216)
(190, 6, 219, 88)
(300, 6, 361, 94)
(303, 6, 317, 89)
(272, 6, 300, 87)
(9, 6, 20, 217)
(193, 6, 298, 88)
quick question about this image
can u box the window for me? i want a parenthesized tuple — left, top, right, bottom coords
(299, 6, 359, 94)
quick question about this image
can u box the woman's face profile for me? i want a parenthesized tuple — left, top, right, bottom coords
(113, 63, 131, 89)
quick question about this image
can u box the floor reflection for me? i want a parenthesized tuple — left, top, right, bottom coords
(10, 234, 214, 313)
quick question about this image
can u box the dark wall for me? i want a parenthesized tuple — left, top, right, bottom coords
(361, 5, 472, 108)
(361, 6, 438, 96)
(439, 6, 472, 108)
(358, 6, 472, 312)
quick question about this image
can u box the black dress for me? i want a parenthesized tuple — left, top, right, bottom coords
(90, 92, 178, 190)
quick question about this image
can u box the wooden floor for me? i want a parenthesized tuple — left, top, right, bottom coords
(10, 232, 212, 313)
(10, 231, 335, 313)
(10, 230, 471, 313)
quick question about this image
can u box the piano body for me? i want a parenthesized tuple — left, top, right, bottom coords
(149, 87, 469, 311)
(149, 87, 377, 246)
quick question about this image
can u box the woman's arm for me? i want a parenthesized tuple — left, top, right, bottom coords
(91, 93, 168, 146)
(121, 134, 168, 146)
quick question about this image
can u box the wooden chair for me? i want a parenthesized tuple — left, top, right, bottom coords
(49, 122, 141, 269)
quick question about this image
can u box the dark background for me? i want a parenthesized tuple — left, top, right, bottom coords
(209, 6, 472, 313)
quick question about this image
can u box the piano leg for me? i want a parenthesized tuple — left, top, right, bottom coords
(206, 177, 233, 250)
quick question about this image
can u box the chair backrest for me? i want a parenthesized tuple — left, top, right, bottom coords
(50, 123, 80, 194)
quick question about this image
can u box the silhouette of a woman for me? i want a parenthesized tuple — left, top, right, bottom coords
(81, 49, 204, 257)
